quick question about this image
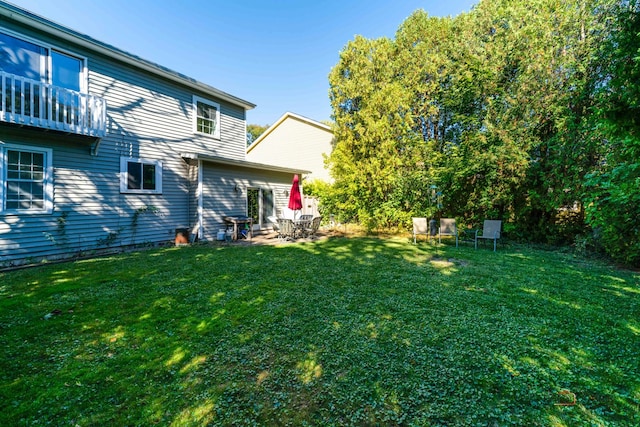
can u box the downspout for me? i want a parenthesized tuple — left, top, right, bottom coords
(197, 159, 203, 241)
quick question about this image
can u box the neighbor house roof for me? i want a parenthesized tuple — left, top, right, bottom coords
(246, 112, 332, 154)
(0, 1, 256, 110)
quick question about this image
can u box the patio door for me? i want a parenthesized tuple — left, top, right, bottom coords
(247, 188, 274, 230)
(262, 190, 273, 225)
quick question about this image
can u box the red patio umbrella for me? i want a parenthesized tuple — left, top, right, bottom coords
(288, 174, 303, 216)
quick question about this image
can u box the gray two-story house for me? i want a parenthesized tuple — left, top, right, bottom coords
(0, 2, 306, 267)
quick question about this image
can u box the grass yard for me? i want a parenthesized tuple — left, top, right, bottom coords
(1, 237, 639, 426)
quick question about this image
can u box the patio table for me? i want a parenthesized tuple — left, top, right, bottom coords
(294, 219, 311, 238)
(224, 216, 253, 241)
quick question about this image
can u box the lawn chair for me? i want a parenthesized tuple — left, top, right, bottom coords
(412, 217, 429, 243)
(304, 216, 322, 238)
(277, 218, 296, 241)
(267, 215, 280, 233)
(475, 220, 502, 251)
(439, 218, 458, 247)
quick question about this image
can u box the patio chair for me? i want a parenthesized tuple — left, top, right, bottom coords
(412, 217, 429, 243)
(299, 214, 313, 222)
(267, 215, 280, 232)
(439, 218, 458, 247)
(304, 216, 322, 238)
(475, 220, 502, 251)
(276, 218, 296, 241)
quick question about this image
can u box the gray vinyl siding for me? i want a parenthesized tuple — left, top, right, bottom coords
(89, 54, 247, 160)
(1, 18, 251, 266)
(0, 129, 185, 263)
(200, 163, 293, 240)
(201, 165, 246, 241)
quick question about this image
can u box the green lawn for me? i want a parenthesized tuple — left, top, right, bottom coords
(1, 237, 638, 426)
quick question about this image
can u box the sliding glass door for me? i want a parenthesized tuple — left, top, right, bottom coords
(247, 188, 274, 229)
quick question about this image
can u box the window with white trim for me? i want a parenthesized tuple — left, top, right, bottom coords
(120, 157, 162, 194)
(193, 95, 221, 139)
(1, 144, 53, 214)
(0, 30, 86, 93)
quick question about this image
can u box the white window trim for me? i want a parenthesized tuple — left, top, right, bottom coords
(193, 95, 221, 139)
(119, 157, 163, 194)
(0, 28, 88, 93)
(1, 143, 53, 215)
(50, 48, 88, 93)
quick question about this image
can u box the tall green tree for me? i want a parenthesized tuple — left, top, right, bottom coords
(585, 0, 640, 265)
(327, 0, 635, 264)
(459, 0, 609, 242)
(329, 36, 419, 229)
(393, 12, 458, 217)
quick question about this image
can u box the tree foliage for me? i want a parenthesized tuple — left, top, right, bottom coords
(584, 0, 640, 265)
(246, 123, 269, 147)
(326, 0, 638, 265)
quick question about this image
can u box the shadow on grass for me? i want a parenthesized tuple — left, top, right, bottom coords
(1, 237, 638, 425)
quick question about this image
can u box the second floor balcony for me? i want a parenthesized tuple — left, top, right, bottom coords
(1, 71, 107, 138)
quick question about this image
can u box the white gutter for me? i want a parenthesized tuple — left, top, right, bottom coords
(181, 152, 310, 175)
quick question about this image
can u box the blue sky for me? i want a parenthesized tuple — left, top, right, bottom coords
(12, 0, 477, 126)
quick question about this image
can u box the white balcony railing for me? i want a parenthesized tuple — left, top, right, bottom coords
(1, 71, 106, 137)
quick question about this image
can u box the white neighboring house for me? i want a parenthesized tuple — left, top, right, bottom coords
(246, 112, 334, 184)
